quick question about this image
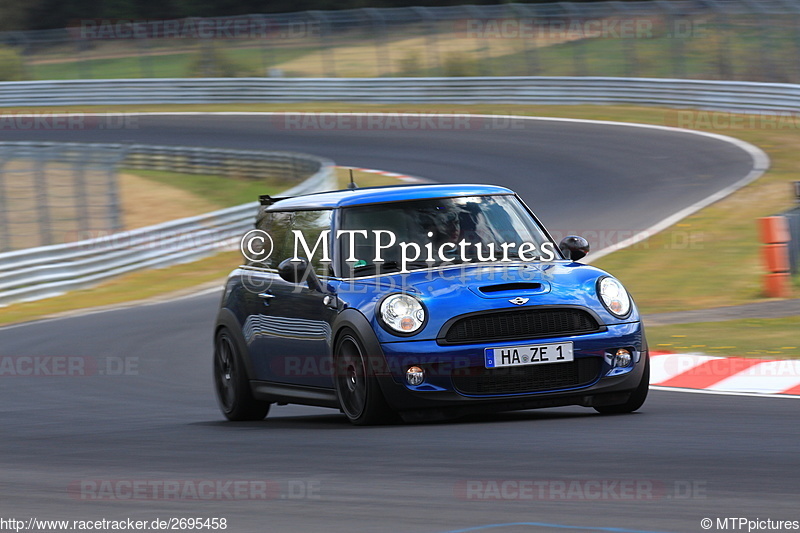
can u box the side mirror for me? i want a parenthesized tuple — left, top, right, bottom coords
(278, 257, 323, 292)
(559, 235, 590, 261)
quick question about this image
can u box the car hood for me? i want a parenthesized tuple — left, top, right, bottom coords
(330, 261, 640, 343)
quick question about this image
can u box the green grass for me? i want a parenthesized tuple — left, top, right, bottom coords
(121, 168, 285, 208)
(32, 52, 195, 80)
(648, 317, 800, 359)
(123, 166, 413, 209)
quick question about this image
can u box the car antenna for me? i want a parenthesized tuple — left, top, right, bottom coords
(347, 168, 358, 190)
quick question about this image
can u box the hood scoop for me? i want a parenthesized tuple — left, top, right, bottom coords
(479, 282, 541, 293)
(470, 282, 550, 299)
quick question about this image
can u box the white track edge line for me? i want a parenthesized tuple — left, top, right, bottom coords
(650, 385, 800, 399)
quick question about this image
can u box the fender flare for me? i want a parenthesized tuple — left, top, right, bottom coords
(331, 308, 391, 377)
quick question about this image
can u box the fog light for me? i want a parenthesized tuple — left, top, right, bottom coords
(406, 366, 424, 386)
(614, 348, 632, 368)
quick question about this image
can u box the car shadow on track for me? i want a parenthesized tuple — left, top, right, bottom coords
(192, 407, 603, 430)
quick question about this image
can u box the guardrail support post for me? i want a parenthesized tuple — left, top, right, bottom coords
(0, 155, 9, 252)
(759, 216, 791, 298)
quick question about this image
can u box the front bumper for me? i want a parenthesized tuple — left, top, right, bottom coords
(374, 322, 646, 417)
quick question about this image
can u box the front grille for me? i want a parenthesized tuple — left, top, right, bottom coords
(452, 358, 603, 395)
(440, 307, 602, 344)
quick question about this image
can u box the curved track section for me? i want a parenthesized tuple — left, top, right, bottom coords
(0, 113, 763, 250)
(1, 115, 790, 533)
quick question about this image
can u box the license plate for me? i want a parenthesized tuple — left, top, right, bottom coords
(484, 342, 573, 369)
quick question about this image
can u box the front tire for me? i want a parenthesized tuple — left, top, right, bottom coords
(594, 351, 649, 415)
(214, 327, 270, 421)
(333, 329, 396, 426)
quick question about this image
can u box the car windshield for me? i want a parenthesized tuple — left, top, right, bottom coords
(338, 194, 555, 277)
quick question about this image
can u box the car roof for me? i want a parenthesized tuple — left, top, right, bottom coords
(265, 183, 515, 210)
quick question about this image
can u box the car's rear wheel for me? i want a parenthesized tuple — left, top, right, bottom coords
(594, 351, 649, 415)
(214, 327, 270, 421)
(334, 329, 396, 426)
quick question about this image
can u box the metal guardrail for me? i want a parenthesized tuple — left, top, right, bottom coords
(123, 144, 322, 180)
(0, 144, 336, 306)
(3, 77, 800, 112)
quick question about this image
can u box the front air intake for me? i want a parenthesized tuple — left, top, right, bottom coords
(439, 307, 603, 345)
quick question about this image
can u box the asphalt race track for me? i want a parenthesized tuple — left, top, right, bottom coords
(2, 115, 796, 533)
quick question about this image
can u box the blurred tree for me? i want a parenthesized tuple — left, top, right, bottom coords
(0, 0, 42, 31)
(9, 0, 646, 31)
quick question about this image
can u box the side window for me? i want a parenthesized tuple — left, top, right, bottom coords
(290, 210, 333, 277)
(254, 211, 293, 270)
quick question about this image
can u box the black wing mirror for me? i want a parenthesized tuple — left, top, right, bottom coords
(278, 257, 324, 292)
(559, 235, 590, 261)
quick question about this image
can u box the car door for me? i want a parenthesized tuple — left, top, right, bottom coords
(239, 210, 291, 383)
(242, 209, 336, 388)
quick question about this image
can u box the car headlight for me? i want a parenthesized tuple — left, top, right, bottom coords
(597, 277, 631, 318)
(378, 293, 426, 335)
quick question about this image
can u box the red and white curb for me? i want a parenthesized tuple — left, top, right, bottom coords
(650, 351, 800, 397)
(338, 166, 428, 184)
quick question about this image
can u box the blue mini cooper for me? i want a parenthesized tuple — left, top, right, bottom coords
(214, 184, 649, 425)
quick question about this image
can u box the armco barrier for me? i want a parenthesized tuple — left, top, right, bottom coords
(2, 77, 800, 112)
(122, 145, 322, 181)
(0, 144, 335, 306)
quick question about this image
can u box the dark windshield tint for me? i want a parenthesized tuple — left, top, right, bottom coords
(338, 195, 554, 277)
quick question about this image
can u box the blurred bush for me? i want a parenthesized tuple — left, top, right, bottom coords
(398, 50, 423, 77)
(442, 52, 479, 77)
(0, 45, 25, 81)
(186, 46, 258, 77)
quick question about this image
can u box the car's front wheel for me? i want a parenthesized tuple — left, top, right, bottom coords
(214, 327, 270, 421)
(333, 329, 396, 426)
(594, 352, 649, 415)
